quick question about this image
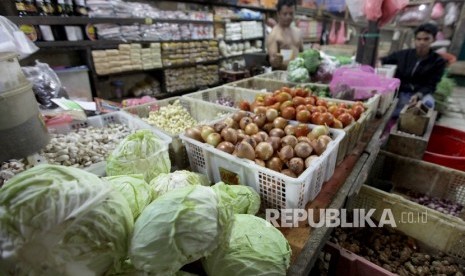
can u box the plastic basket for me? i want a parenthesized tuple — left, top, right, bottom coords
(253, 70, 290, 82)
(45, 111, 172, 176)
(423, 125, 465, 171)
(182, 85, 264, 108)
(375, 65, 397, 78)
(225, 77, 295, 92)
(123, 97, 236, 170)
(180, 119, 345, 209)
(349, 185, 465, 261)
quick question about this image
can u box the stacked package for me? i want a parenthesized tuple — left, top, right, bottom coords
(164, 67, 197, 93)
(225, 22, 242, 41)
(241, 21, 263, 39)
(161, 41, 219, 67)
(164, 65, 219, 93)
(196, 65, 219, 86)
(218, 40, 263, 57)
(92, 43, 162, 75)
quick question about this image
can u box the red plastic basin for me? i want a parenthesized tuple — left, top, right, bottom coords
(423, 125, 465, 171)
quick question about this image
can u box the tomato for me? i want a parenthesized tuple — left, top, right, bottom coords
(352, 105, 365, 120)
(280, 100, 293, 112)
(264, 94, 277, 106)
(296, 105, 308, 113)
(295, 123, 310, 137)
(338, 113, 354, 127)
(282, 87, 291, 93)
(304, 97, 315, 106)
(328, 105, 338, 114)
(276, 92, 292, 103)
(320, 112, 335, 126)
(238, 100, 250, 111)
(332, 108, 347, 118)
(296, 109, 311, 123)
(281, 106, 296, 120)
(311, 112, 322, 125)
(296, 88, 308, 97)
(290, 88, 298, 97)
(316, 99, 328, 108)
(292, 96, 306, 107)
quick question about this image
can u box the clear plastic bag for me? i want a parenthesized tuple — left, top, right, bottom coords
(346, 0, 366, 22)
(444, 3, 459, 26)
(22, 61, 69, 109)
(0, 16, 38, 59)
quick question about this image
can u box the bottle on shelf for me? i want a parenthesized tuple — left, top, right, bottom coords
(36, 0, 55, 41)
(52, 0, 69, 40)
(62, 0, 84, 41)
(72, 0, 88, 16)
(18, 0, 41, 42)
(64, 0, 73, 15)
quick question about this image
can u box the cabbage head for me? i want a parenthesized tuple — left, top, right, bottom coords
(299, 49, 321, 74)
(106, 129, 171, 182)
(212, 182, 260, 215)
(287, 57, 305, 71)
(103, 174, 154, 219)
(287, 67, 310, 83)
(203, 214, 291, 276)
(149, 170, 210, 199)
(0, 164, 134, 276)
(129, 185, 233, 275)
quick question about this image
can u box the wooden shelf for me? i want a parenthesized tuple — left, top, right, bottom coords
(6, 16, 214, 25)
(224, 37, 263, 43)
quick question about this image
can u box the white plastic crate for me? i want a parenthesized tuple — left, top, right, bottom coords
(182, 85, 264, 108)
(123, 97, 236, 170)
(46, 111, 172, 176)
(225, 77, 295, 92)
(254, 70, 289, 82)
(180, 120, 345, 209)
(375, 65, 397, 78)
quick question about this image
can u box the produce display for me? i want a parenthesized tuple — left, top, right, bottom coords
(106, 130, 171, 182)
(202, 214, 291, 275)
(329, 226, 465, 275)
(287, 49, 338, 84)
(238, 86, 366, 128)
(185, 110, 335, 178)
(149, 170, 210, 199)
(0, 159, 30, 187)
(161, 41, 219, 67)
(92, 43, 162, 75)
(0, 165, 134, 276)
(400, 189, 464, 218)
(41, 123, 133, 168)
(142, 100, 199, 135)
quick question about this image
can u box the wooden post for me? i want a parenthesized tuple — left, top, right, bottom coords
(355, 20, 380, 67)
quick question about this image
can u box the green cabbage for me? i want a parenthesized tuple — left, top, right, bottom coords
(287, 67, 310, 83)
(129, 185, 234, 275)
(0, 164, 133, 276)
(299, 49, 321, 74)
(287, 57, 305, 71)
(203, 214, 291, 276)
(103, 174, 154, 219)
(212, 182, 260, 215)
(106, 129, 171, 183)
(149, 170, 210, 199)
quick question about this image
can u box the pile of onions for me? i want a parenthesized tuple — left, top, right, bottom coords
(184, 111, 335, 178)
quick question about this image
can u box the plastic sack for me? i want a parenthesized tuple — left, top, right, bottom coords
(346, 0, 366, 22)
(0, 16, 38, 59)
(431, 3, 445, 19)
(336, 21, 346, 44)
(444, 3, 459, 26)
(379, 0, 409, 27)
(364, 0, 383, 21)
(398, 6, 427, 22)
(329, 20, 337, 44)
(22, 61, 69, 109)
(325, 0, 346, 13)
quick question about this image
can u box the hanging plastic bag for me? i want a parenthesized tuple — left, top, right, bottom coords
(431, 3, 445, 19)
(329, 20, 337, 44)
(346, 0, 366, 22)
(364, 0, 384, 21)
(379, 0, 409, 27)
(336, 21, 346, 44)
(444, 3, 459, 26)
(0, 16, 38, 59)
(325, 0, 346, 13)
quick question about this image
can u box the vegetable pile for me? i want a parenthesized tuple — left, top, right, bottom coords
(0, 159, 30, 187)
(401, 189, 464, 219)
(238, 86, 366, 128)
(143, 100, 199, 135)
(41, 124, 133, 168)
(329, 226, 465, 275)
(184, 110, 335, 178)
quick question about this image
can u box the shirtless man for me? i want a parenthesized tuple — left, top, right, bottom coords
(267, 0, 303, 69)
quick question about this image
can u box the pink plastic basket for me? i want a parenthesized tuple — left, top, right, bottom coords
(330, 67, 400, 100)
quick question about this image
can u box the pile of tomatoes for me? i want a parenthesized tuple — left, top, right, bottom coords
(238, 86, 366, 129)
